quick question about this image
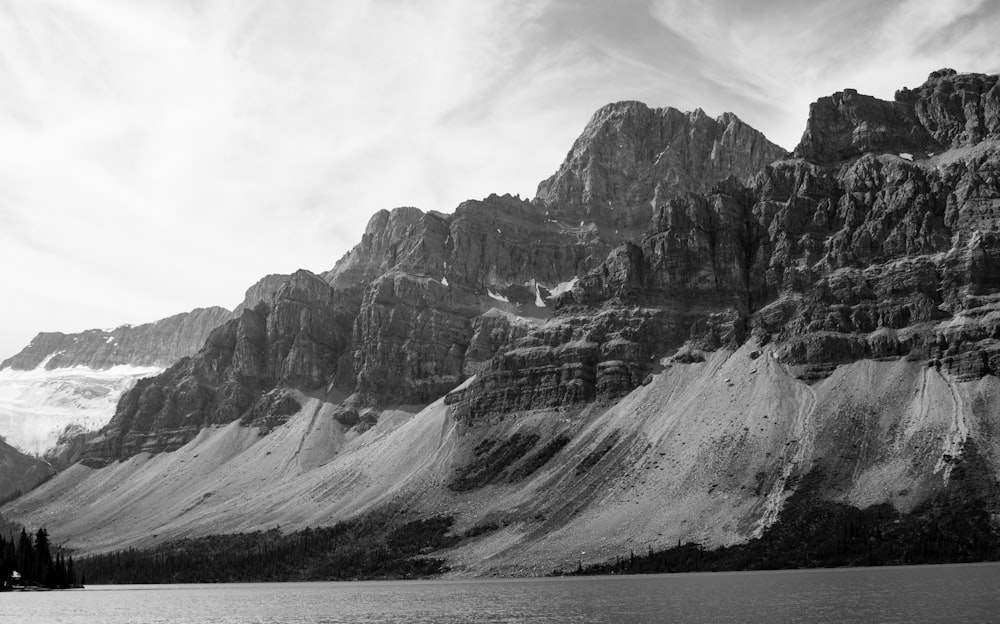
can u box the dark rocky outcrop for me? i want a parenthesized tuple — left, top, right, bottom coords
(447, 306, 673, 419)
(796, 69, 1000, 163)
(536, 102, 788, 232)
(78, 270, 355, 466)
(233, 274, 293, 314)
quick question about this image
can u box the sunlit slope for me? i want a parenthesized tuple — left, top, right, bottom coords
(7, 344, 988, 573)
(6, 388, 460, 554)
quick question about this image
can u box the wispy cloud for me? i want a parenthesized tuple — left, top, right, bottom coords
(1, 0, 998, 359)
(648, 0, 1000, 146)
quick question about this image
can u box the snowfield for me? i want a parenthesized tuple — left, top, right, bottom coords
(0, 362, 162, 455)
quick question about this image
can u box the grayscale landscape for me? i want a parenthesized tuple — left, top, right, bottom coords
(1, 1, 1000, 621)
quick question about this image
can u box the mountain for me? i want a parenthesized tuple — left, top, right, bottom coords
(0, 437, 53, 501)
(6, 70, 1000, 575)
(45, 103, 785, 470)
(0, 307, 232, 457)
(1, 307, 233, 372)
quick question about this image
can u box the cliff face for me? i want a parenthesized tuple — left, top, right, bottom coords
(795, 68, 1000, 163)
(536, 102, 788, 231)
(2, 307, 232, 371)
(78, 270, 355, 466)
(233, 274, 292, 314)
(10, 69, 1000, 574)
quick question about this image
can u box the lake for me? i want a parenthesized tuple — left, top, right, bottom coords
(3, 563, 999, 623)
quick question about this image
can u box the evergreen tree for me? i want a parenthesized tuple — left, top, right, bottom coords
(17, 529, 34, 584)
(34, 528, 52, 587)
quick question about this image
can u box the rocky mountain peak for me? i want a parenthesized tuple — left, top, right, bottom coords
(899, 68, 1000, 148)
(795, 69, 1000, 163)
(323, 206, 441, 291)
(535, 100, 787, 233)
(234, 273, 292, 314)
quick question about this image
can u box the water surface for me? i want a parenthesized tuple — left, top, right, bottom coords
(3, 562, 998, 623)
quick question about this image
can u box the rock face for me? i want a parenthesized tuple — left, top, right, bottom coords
(2, 307, 232, 371)
(537, 102, 788, 232)
(796, 69, 1000, 163)
(327, 112, 785, 405)
(233, 274, 292, 314)
(76, 270, 355, 466)
(447, 305, 674, 419)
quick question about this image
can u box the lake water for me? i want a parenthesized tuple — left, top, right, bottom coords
(3, 563, 999, 623)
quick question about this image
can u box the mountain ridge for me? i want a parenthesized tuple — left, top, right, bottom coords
(5, 69, 1000, 576)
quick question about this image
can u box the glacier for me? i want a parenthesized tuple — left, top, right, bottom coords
(0, 361, 161, 456)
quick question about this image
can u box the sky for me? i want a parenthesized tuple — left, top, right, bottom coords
(1, 0, 999, 361)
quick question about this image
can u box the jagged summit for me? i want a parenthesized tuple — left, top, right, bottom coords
(535, 100, 787, 230)
(795, 68, 1000, 163)
(234, 273, 294, 314)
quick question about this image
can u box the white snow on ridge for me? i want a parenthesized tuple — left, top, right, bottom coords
(899, 152, 914, 161)
(34, 352, 63, 370)
(487, 289, 509, 303)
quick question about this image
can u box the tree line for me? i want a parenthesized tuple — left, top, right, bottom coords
(1, 527, 80, 590)
(77, 511, 460, 583)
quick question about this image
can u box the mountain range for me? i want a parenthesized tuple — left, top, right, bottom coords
(3, 68, 1000, 574)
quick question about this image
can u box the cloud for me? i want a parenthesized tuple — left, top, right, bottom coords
(648, 0, 1000, 147)
(0, 0, 998, 359)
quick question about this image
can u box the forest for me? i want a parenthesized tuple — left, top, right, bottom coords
(1, 526, 79, 590)
(76, 510, 462, 583)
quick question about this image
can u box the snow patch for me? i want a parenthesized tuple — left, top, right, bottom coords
(534, 282, 546, 308)
(441, 276, 449, 287)
(35, 351, 64, 369)
(549, 277, 579, 297)
(899, 152, 913, 161)
(105, 336, 116, 344)
(487, 289, 509, 303)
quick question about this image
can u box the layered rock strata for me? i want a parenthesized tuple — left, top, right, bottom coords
(2, 307, 232, 371)
(78, 270, 355, 465)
